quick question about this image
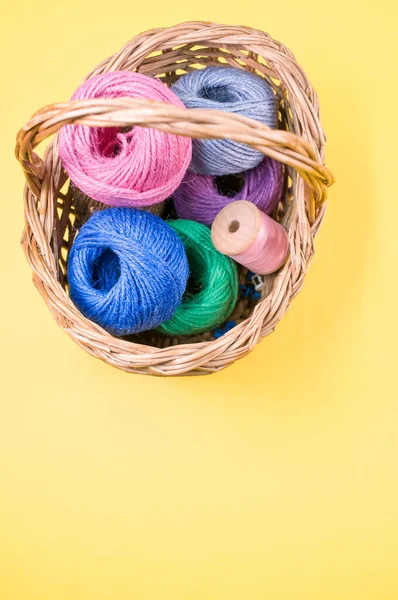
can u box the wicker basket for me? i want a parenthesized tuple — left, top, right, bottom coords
(15, 21, 334, 376)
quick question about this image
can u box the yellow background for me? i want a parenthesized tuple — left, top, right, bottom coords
(1, 1, 397, 598)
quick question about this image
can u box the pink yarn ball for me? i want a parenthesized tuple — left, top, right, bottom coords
(58, 71, 192, 207)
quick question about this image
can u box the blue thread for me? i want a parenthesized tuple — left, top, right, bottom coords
(214, 320, 237, 339)
(239, 277, 261, 300)
(239, 283, 251, 298)
(67, 208, 189, 336)
(239, 284, 260, 300)
(172, 66, 278, 175)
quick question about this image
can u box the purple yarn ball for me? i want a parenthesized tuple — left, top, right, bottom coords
(173, 157, 284, 227)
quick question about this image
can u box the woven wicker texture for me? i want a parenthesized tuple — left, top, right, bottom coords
(15, 21, 334, 376)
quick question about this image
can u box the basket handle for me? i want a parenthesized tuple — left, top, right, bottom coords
(15, 97, 334, 219)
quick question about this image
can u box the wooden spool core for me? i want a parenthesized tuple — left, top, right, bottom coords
(211, 201, 262, 255)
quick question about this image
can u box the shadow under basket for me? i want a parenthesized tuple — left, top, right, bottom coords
(15, 21, 334, 376)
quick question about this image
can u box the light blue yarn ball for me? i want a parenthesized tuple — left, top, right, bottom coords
(171, 66, 278, 175)
(67, 208, 189, 336)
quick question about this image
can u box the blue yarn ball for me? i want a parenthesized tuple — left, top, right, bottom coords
(67, 208, 189, 336)
(171, 66, 278, 175)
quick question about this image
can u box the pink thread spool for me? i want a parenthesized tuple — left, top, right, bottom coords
(211, 201, 289, 275)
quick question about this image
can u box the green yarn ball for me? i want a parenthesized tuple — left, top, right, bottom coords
(158, 220, 238, 336)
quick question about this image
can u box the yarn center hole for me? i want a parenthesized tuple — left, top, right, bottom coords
(98, 127, 133, 158)
(229, 220, 240, 233)
(214, 173, 245, 198)
(200, 84, 235, 103)
(185, 272, 202, 299)
(92, 248, 121, 292)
